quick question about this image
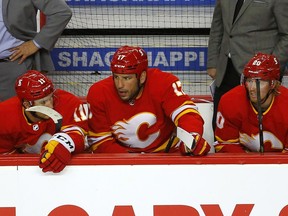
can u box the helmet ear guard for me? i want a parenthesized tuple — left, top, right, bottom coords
(270, 80, 275, 88)
(15, 70, 54, 102)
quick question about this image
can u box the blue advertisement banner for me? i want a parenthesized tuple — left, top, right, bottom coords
(65, 0, 216, 6)
(51, 47, 207, 72)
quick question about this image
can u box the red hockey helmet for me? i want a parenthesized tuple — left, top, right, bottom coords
(110, 45, 148, 77)
(15, 70, 54, 101)
(243, 53, 280, 81)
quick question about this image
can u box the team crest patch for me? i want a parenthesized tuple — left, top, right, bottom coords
(32, 124, 39, 131)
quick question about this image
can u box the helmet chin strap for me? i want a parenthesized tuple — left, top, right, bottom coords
(246, 79, 274, 108)
(257, 79, 275, 106)
(250, 88, 273, 111)
(259, 89, 273, 105)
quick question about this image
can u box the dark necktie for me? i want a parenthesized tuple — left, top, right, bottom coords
(233, 0, 244, 23)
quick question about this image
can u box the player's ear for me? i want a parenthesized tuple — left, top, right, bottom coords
(270, 80, 276, 89)
(139, 70, 147, 85)
(22, 100, 32, 109)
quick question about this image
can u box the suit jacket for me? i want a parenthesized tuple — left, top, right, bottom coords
(2, 0, 72, 72)
(207, 0, 288, 87)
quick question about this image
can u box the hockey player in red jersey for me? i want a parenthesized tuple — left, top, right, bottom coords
(215, 53, 288, 153)
(87, 45, 210, 155)
(0, 70, 89, 172)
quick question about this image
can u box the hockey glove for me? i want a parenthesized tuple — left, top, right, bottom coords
(179, 133, 210, 156)
(39, 133, 75, 173)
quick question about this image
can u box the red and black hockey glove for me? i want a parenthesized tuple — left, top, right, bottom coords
(179, 133, 210, 156)
(39, 133, 75, 173)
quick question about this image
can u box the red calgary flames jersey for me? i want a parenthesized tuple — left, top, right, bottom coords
(87, 68, 204, 153)
(215, 85, 288, 153)
(0, 89, 89, 154)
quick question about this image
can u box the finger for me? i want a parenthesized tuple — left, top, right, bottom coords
(53, 164, 66, 173)
(40, 152, 51, 164)
(9, 47, 19, 52)
(42, 165, 54, 173)
(18, 55, 27, 64)
(10, 52, 21, 62)
(39, 154, 55, 169)
(41, 160, 53, 172)
(48, 158, 63, 172)
(42, 157, 59, 172)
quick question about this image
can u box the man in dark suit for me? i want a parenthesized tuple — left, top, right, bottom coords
(207, 0, 288, 133)
(0, 0, 72, 101)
